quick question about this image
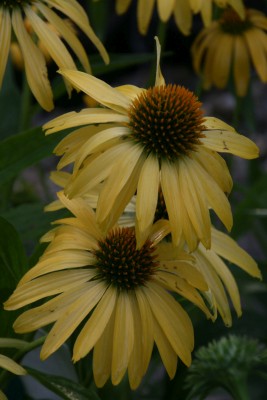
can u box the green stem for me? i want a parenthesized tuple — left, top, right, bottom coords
(18, 75, 32, 132)
(226, 380, 250, 400)
(0, 335, 46, 390)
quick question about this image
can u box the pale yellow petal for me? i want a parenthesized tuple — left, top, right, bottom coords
(135, 289, 154, 377)
(192, 148, 233, 194)
(44, 109, 127, 135)
(73, 286, 117, 361)
(211, 33, 234, 88)
(45, 0, 109, 64)
(12, 283, 92, 333)
(157, 0, 175, 22)
(41, 281, 106, 359)
(203, 250, 242, 316)
(96, 144, 143, 223)
(137, 0, 155, 35)
(4, 269, 94, 309)
(144, 282, 193, 365)
(73, 127, 128, 173)
(211, 228, 262, 278)
(202, 130, 259, 159)
(173, 0, 192, 36)
(0, 355, 26, 376)
(233, 36, 250, 97)
(136, 154, 160, 246)
(191, 157, 233, 232)
(116, 0, 132, 14)
(59, 69, 131, 113)
(244, 28, 267, 83)
(93, 306, 115, 387)
(161, 161, 183, 246)
(153, 316, 178, 379)
(25, 6, 76, 96)
(179, 157, 211, 249)
(112, 292, 134, 385)
(194, 249, 232, 326)
(0, 9, 11, 88)
(36, 3, 90, 72)
(154, 36, 166, 86)
(66, 142, 132, 198)
(12, 9, 53, 111)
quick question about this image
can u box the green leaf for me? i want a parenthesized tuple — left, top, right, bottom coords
(0, 216, 28, 293)
(0, 126, 65, 186)
(0, 60, 20, 140)
(26, 367, 101, 400)
(2, 203, 67, 252)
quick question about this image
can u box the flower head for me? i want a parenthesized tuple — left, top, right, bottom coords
(192, 8, 267, 97)
(44, 38, 258, 251)
(0, 0, 109, 110)
(4, 192, 213, 389)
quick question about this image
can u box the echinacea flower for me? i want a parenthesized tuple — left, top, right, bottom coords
(45, 175, 261, 328)
(191, 8, 267, 97)
(0, 338, 27, 400)
(0, 0, 109, 111)
(115, 0, 245, 35)
(190, 0, 245, 27)
(44, 38, 258, 251)
(4, 192, 213, 389)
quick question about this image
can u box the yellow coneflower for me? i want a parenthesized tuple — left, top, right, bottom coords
(191, 7, 267, 97)
(0, 0, 109, 111)
(190, 0, 245, 27)
(4, 192, 213, 389)
(43, 38, 258, 251)
(115, 0, 245, 35)
(0, 338, 27, 400)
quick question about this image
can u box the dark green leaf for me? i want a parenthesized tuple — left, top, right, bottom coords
(0, 126, 65, 186)
(0, 60, 20, 140)
(26, 367, 101, 400)
(0, 216, 28, 292)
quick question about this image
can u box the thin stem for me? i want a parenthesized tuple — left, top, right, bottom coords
(0, 335, 46, 390)
(18, 75, 32, 132)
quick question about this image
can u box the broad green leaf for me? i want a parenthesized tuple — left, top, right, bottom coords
(0, 60, 20, 140)
(2, 203, 67, 252)
(26, 367, 101, 400)
(0, 127, 65, 186)
(0, 216, 28, 292)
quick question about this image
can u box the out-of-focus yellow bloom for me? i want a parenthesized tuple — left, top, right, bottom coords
(0, 0, 109, 111)
(115, 0, 245, 35)
(5, 192, 214, 389)
(192, 8, 267, 97)
(43, 38, 258, 252)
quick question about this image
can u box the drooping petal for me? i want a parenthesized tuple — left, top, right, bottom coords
(137, 0, 155, 35)
(211, 227, 262, 278)
(44, 109, 127, 135)
(40, 280, 107, 359)
(0, 9, 11, 88)
(59, 69, 131, 114)
(112, 292, 134, 385)
(202, 129, 259, 159)
(144, 282, 193, 366)
(136, 154, 160, 246)
(233, 35, 250, 97)
(12, 9, 53, 111)
(73, 285, 117, 361)
(0, 355, 26, 376)
(35, 2, 91, 72)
